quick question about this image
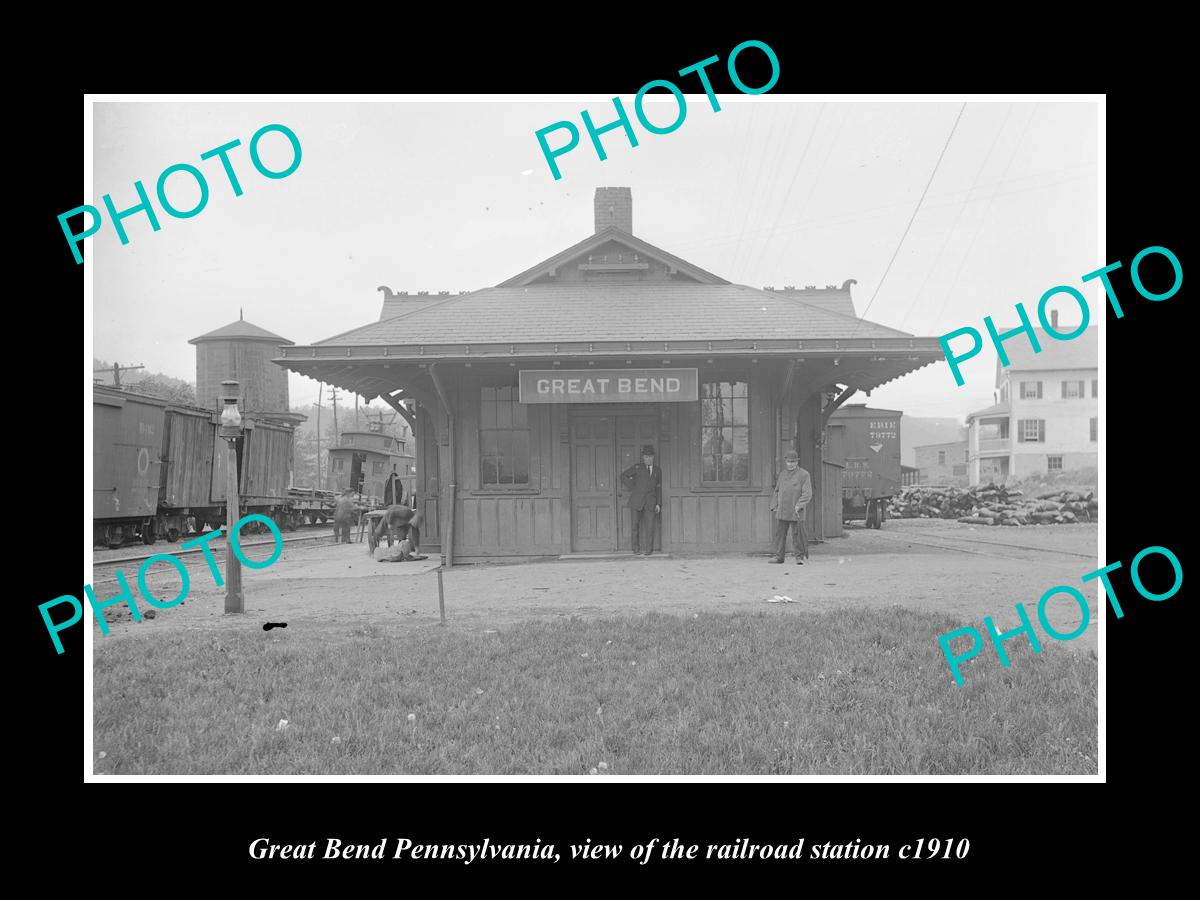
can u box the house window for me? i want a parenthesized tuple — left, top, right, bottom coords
(938, 450, 946, 465)
(1018, 419, 1045, 442)
(1090, 417, 1097, 442)
(1062, 380, 1085, 399)
(1092, 379, 1098, 398)
(1047, 455, 1063, 471)
(480, 386, 530, 486)
(700, 381, 750, 483)
(1020, 381, 1042, 399)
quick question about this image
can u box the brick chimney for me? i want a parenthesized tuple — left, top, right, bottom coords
(594, 187, 632, 234)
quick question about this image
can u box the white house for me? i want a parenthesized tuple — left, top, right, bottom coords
(966, 324, 1097, 485)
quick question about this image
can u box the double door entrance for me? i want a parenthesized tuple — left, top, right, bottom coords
(570, 410, 658, 552)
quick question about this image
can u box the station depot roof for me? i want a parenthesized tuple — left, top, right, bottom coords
(277, 222, 946, 401)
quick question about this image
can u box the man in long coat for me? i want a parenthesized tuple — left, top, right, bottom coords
(769, 450, 812, 564)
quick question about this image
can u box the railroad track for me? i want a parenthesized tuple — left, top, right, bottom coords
(92, 531, 335, 569)
(865, 527, 1097, 563)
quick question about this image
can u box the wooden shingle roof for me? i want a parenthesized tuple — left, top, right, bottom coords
(317, 282, 911, 347)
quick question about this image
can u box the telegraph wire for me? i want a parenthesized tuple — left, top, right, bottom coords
(897, 103, 1013, 333)
(853, 101, 968, 333)
(926, 103, 1040, 334)
(745, 104, 826, 284)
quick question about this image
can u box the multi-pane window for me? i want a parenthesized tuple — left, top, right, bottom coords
(372, 461, 384, 475)
(952, 464, 967, 476)
(1062, 380, 1085, 399)
(700, 381, 749, 483)
(1047, 455, 1063, 471)
(1020, 381, 1042, 399)
(1090, 417, 1097, 442)
(333, 457, 345, 472)
(480, 386, 530, 486)
(938, 451, 946, 465)
(1018, 419, 1045, 442)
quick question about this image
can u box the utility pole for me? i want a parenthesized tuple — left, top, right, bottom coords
(315, 383, 323, 488)
(328, 385, 340, 442)
(355, 393, 359, 430)
(94, 362, 145, 389)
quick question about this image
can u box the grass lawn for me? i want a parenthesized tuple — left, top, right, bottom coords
(93, 608, 1096, 775)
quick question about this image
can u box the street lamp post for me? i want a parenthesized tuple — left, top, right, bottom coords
(219, 380, 245, 614)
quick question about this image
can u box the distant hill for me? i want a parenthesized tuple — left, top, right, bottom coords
(902, 417, 967, 466)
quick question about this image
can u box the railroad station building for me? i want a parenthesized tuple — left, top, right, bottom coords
(277, 188, 945, 563)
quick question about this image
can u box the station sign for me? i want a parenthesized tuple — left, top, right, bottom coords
(519, 368, 698, 404)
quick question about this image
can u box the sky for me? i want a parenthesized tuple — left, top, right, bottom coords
(91, 98, 1099, 421)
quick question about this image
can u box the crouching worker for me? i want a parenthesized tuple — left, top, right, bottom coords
(374, 504, 423, 561)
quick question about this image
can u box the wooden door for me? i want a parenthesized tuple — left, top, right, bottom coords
(571, 415, 616, 551)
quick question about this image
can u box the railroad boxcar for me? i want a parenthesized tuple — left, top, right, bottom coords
(825, 404, 902, 529)
(92, 385, 297, 548)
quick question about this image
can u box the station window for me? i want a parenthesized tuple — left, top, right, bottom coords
(372, 461, 385, 475)
(700, 381, 749, 483)
(333, 457, 345, 472)
(1090, 417, 1097, 442)
(481, 386, 531, 486)
(952, 464, 968, 476)
(938, 450, 946, 465)
(1018, 419, 1045, 443)
(1061, 380, 1085, 399)
(1047, 455, 1063, 471)
(1020, 381, 1042, 399)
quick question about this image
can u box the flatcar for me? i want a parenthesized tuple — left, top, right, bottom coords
(825, 404, 903, 529)
(93, 385, 298, 548)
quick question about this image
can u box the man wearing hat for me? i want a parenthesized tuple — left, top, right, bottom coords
(621, 445, 663, 556)
(769, 450, 812, 564)
(332, 489, 358, 545)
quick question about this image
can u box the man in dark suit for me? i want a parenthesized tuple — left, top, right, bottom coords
(621, 445, 662, 556)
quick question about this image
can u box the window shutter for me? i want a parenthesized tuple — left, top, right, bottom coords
(1017, 420, 1025, 443)
(1037, 382, 1043, 399)
(1061, 380, 1068, 398)
(1038, 420, 1045, 442)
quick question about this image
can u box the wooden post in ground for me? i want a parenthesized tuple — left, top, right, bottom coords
(437, 568, 446, 626)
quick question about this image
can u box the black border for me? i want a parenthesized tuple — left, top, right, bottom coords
(27, 24, 1185, 885)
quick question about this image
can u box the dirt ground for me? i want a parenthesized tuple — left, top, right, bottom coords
(91, 520, 1103, 657)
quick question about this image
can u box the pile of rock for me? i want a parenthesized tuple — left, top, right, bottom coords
(887, 484, 1097, 526)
